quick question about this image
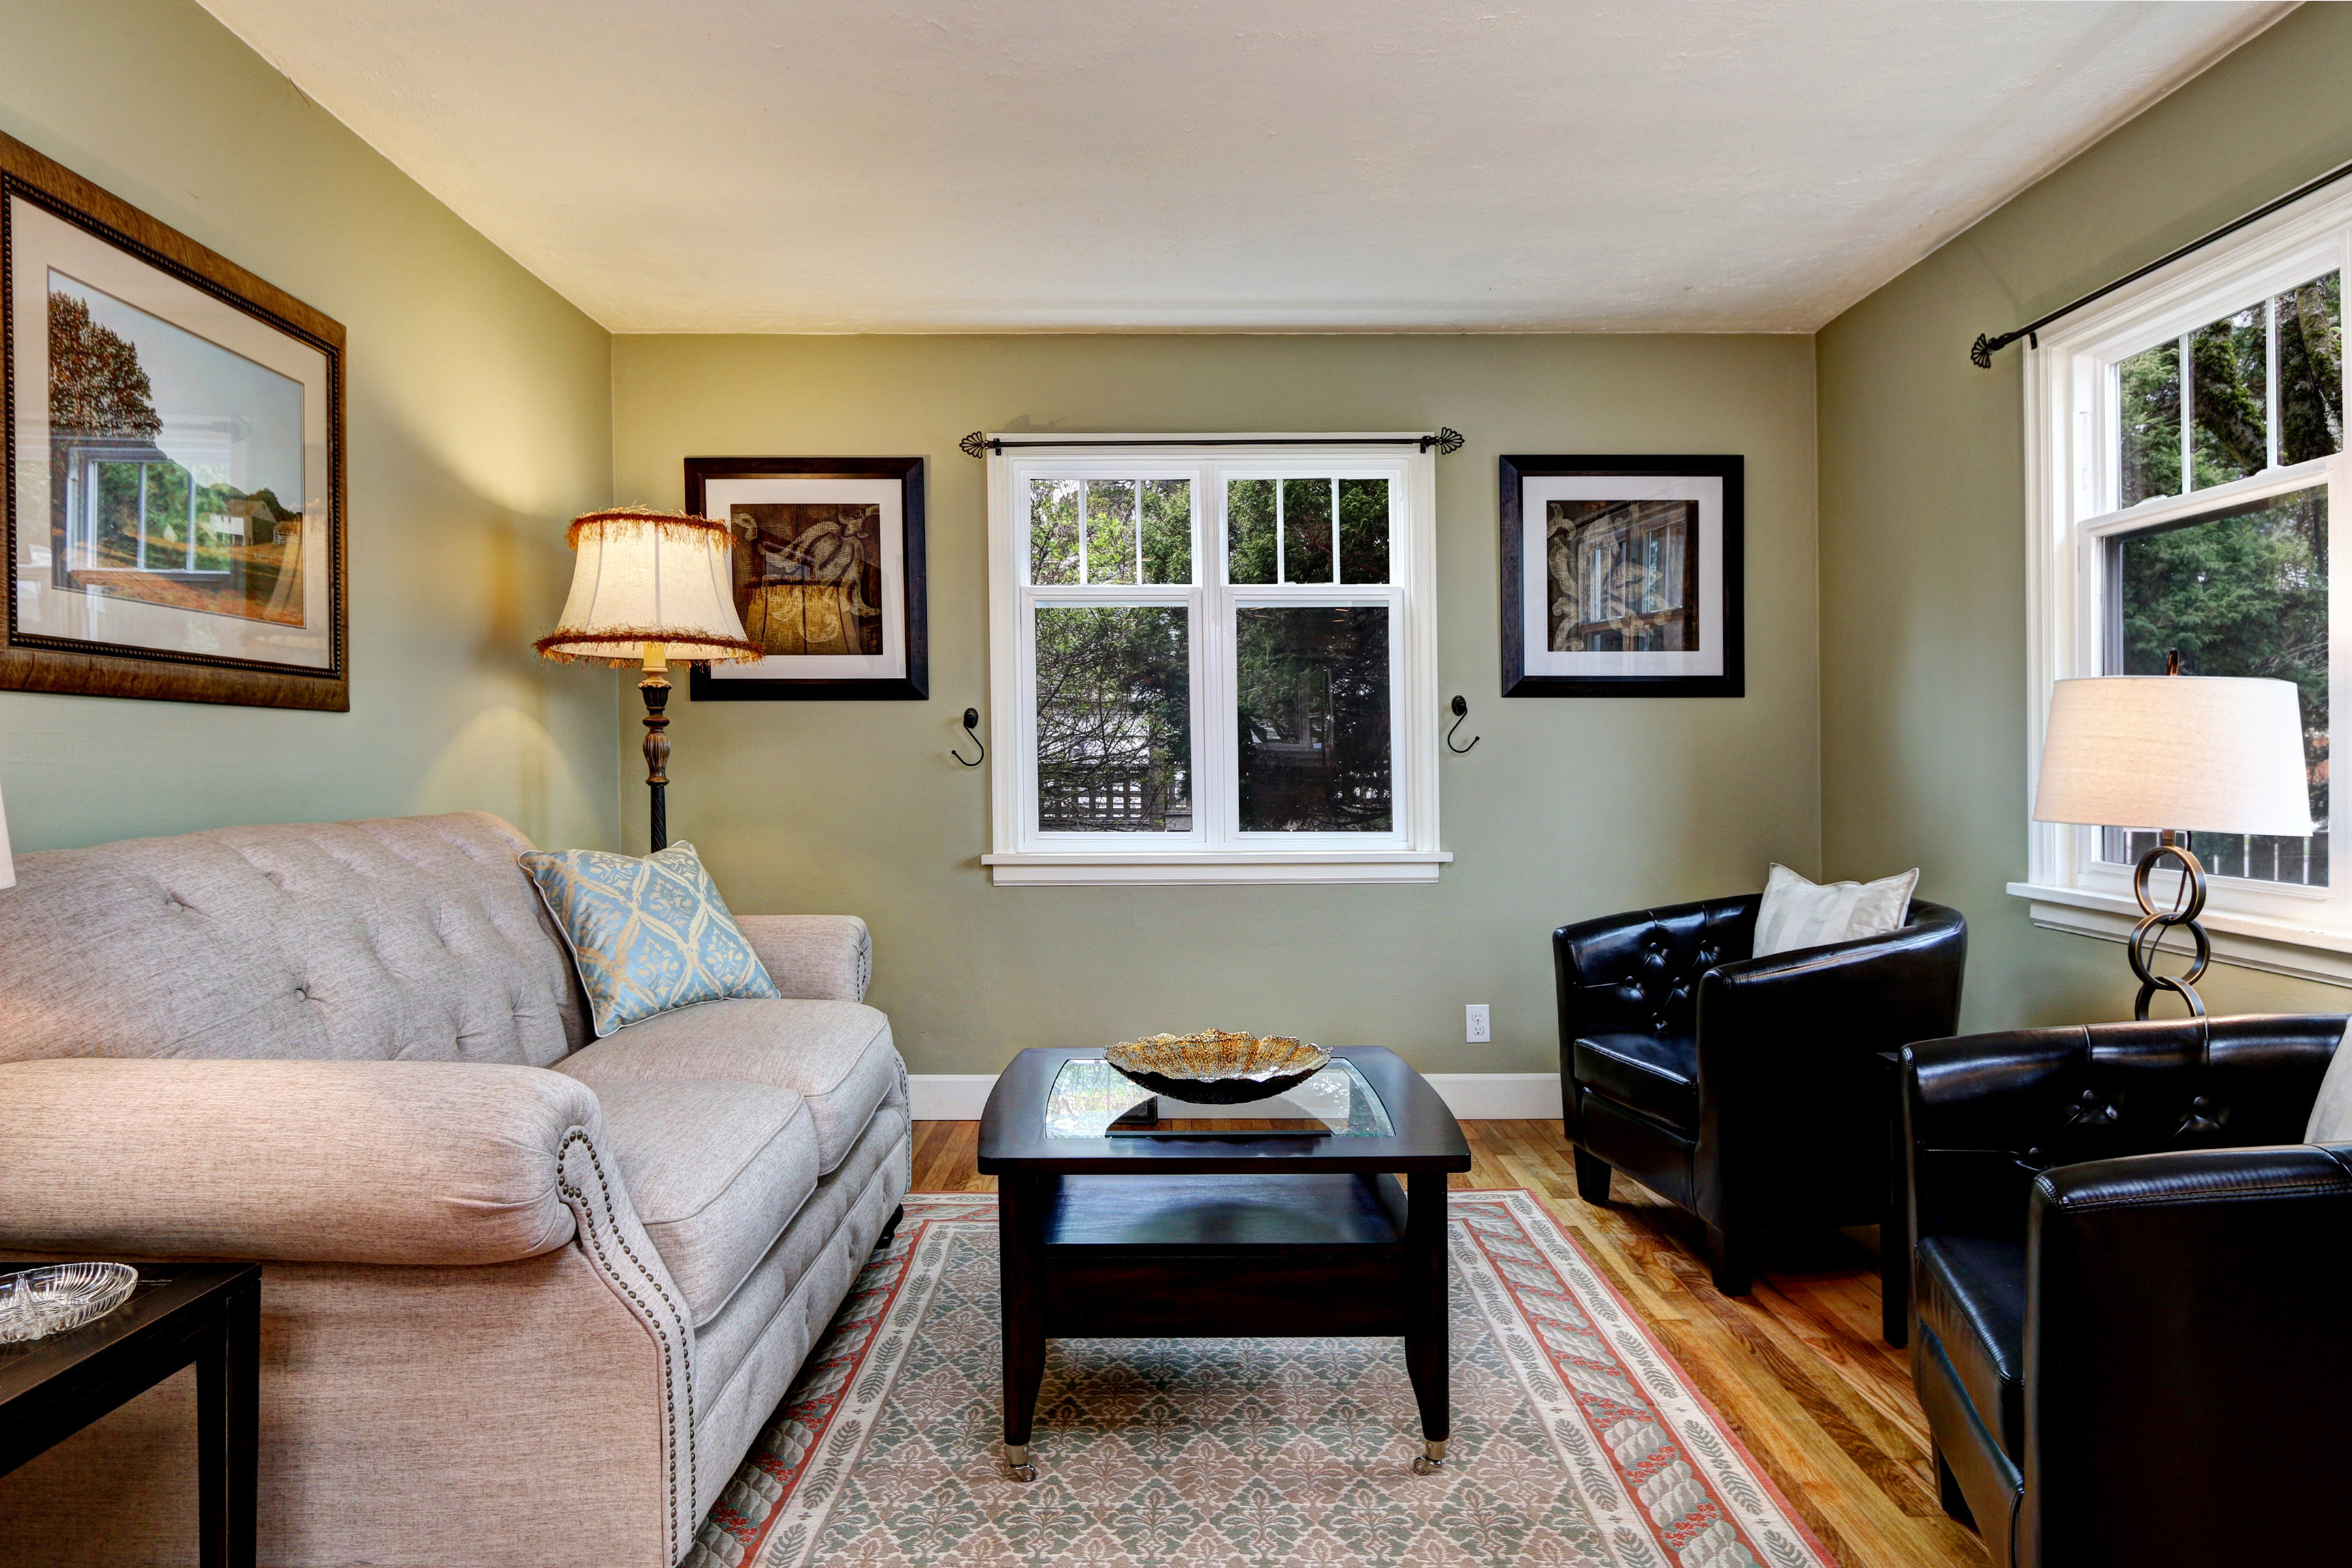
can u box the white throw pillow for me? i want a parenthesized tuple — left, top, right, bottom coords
(2305, 1021, 2352, 1143)
(1752, 862, 1921, 959)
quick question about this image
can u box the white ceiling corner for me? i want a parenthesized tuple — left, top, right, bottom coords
(194, 0, 2293, 334)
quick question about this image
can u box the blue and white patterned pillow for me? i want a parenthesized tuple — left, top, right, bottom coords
(520, 841, 780, 1036)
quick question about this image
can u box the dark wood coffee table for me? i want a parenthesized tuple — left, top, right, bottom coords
(976, 1045, 1471, 1480)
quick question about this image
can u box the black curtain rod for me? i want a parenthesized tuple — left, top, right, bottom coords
(961, 428, 1464, 458)
(1971, 154, 2352, 368)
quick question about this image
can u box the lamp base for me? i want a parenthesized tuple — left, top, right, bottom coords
(640, 674, 671, 853)
(2129, 833, 2210, 1019)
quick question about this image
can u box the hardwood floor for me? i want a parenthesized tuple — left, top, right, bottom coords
(909, 1117, 1989, 1568)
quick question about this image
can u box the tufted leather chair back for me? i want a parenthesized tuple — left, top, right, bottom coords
(0, 812, 587, 1066)
(1904, 1013, 2347, 1241)
(1555, 894, 1760, 1049)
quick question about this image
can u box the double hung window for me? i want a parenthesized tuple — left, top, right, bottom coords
(2019, 190, 2349, 974)
(983, 438, 1445, 885)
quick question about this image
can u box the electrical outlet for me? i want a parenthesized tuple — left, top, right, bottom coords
(1465, 1004, 1491, 1043)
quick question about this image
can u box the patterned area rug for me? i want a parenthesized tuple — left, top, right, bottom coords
(686, 1191, 1833, 1568)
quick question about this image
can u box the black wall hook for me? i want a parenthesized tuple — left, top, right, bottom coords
(1445, 695, 1480, 754)
(951, 707, 986, 767)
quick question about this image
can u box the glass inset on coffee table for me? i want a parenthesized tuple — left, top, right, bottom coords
(1043, 1054, 1396, 1139)
(978, 1045, 1471, 1482)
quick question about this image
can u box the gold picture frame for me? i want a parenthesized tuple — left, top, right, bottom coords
(0, 131, 347, 710)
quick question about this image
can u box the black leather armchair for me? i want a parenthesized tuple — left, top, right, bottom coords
(1554, 892, 1966, 1294)
(1903, 1015, 2352, 1568)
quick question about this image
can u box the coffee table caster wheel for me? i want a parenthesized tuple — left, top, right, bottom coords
(1004, 1443, 1036, 1482)
(1411, 1437, 1447, 1476)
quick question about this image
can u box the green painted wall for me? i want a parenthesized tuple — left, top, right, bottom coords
(53, 0, 2326, 1068)
(0, 0, 619, 855)
(1818, 2, 2352, 1028)
(614, 334, 1820, 1075)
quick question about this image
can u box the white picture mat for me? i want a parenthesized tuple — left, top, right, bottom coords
(1520, 472, 1724, 678)
(9, 196, 333, 669)
(701, 475, 906, 681)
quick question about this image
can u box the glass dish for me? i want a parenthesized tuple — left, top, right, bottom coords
(0, 1262, 138, 1344)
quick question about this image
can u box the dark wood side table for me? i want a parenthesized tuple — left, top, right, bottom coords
(977, 1046, 1472, 1481)
(1, 1262, 262, 1567)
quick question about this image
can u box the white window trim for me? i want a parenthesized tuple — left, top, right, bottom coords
(2012, 182, 2352, 980)
(981, 434, 1448, 886)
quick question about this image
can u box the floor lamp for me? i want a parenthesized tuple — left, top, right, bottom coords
(535, 508, 761, 851)
(2032, 659, 2313, 1019)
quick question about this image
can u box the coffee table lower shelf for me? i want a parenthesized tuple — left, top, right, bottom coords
(995, 1170, 1452, 1481)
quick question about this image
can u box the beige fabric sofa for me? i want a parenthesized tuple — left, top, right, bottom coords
(0, 812, 910, 1568)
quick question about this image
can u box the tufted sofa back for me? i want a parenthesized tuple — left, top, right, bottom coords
(1904, 1013, 2348, 1239)
(1554, 893, 1763, 1044)
(0, 812, 587, 1065)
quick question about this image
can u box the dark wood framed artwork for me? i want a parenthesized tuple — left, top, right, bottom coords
(0, 131, 347, 711)
(684, 455, 928, 702)
(1499, 454, 1744, 698)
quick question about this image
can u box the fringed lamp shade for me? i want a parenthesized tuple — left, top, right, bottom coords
(537, 508, 759, 853)
(534, 508, 760, 667)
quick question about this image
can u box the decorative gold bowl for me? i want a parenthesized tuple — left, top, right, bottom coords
(1102, 1030, 1334, 1105)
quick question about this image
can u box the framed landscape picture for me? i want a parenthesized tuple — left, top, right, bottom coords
(1499, 454, 1743, 698)
(684, 456, 927, 701)
(0, 131, 346, 710)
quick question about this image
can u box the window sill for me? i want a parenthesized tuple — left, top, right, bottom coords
(983, 850, 1454, 886)
(2007, 881, 2352, 988)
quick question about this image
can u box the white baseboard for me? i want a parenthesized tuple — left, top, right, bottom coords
(1420, 1073, 1563, 1120)
(909, 1071, 1561, 1122)
(909, 1075, 1000, 1120)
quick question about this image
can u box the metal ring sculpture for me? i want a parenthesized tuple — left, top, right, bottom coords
(2129, 842, 2210, 1020)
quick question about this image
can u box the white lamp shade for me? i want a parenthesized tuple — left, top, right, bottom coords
(0, 776, 15, 891)
(2034, 675, 2315, 837)
(535, 509, 760, 666)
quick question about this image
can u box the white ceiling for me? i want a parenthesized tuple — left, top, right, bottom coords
(197, 1, 2289, 333)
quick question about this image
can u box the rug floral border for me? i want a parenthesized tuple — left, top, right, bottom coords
(686, 1191, 1835, 1568)
(1450, 1191, 1833, 1567)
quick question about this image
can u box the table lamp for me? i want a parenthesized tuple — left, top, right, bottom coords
(535, 508, 760, 851)
(2032, 655, 2314, 1018)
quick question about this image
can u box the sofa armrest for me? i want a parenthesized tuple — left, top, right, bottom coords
(1900, 1039, 2053, 1267)
(1678, 908, 1960, 1229)
(1697, 902, 1965, 1110)
(740, 914, 870, 1002)
(2023, 1144, 2352, 1563)
(0, 1058, 598, 1264)
(1701, 899, 1965, 1038)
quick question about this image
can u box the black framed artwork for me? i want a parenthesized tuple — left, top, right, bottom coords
(0, 131, 347, 710)
(1498, 454, 1744, 698)
(684, 455, 928, 701)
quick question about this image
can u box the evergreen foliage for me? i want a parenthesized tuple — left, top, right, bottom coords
(49, 292, 161, 439)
